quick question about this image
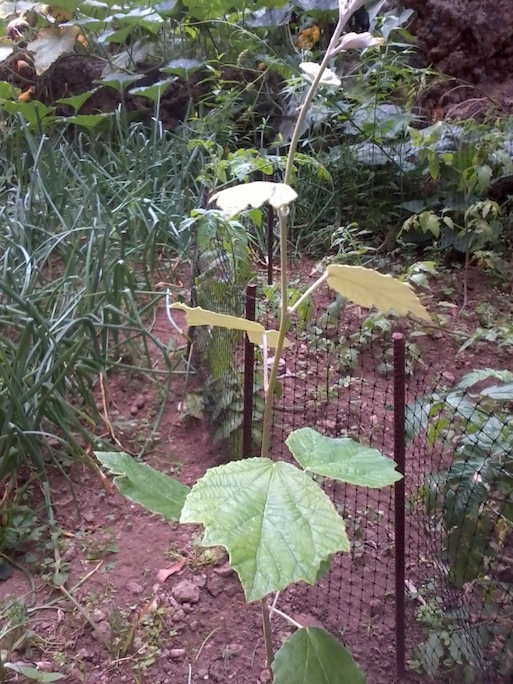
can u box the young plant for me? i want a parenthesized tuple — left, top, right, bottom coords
(96, 2, 429, 681)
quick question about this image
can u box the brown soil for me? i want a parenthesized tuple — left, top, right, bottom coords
(1, 261, 512, 683)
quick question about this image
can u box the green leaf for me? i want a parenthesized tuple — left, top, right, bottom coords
(57, 89, 97, 113)
(95, 72, 143, 91)
(0, 80, 20, 100)
(95, 451, 189, 521)
(65, 113, 113, 128)
(128, 78, 174, 101)
(162, 58, 204, 78)
(325, 264, 430, 322)
(180, 458, 349, 602)
(3, 664, 66, 681)
(286, 428, 402, 488)
(458, 368, 513, 390)
(272, 627, 366, 684)
(27, 26, 81, 75)
(1, 100, 55, 126)
(479, 383, 513, 400)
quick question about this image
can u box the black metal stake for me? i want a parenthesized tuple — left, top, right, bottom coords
(267, 206, 274, 286)
(242, 284, 257, 458)
(393, 331, 406, 679)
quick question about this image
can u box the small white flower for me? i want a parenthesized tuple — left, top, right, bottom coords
(334, 32, 385, 54)
(299, 62, 342, 88)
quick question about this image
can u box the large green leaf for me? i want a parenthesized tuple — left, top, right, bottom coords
(180, 458, 349, 601)
(325, 264, 430, 321)
(286, 428, 402, 488)
(95, 451, 189, 521)
(272, 627, 366, 684)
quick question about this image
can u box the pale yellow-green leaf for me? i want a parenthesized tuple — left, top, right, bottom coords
(27, 26, 81, 75)
(326, 264, 430, 322)
(210, 181, 297, 218)
(170, 303, 291, 348)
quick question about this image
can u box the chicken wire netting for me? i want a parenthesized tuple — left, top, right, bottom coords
(189, 230, 513, 683)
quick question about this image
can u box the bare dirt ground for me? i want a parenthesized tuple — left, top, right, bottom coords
(1, 261, 512, 684)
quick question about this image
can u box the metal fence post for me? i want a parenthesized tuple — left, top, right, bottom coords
(242, 284, 257, 458)
(393, 331, 406, 678)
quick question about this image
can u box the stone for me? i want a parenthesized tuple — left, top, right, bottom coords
(212, 562, 233, 578)
(126, 581, 144, 595)
(172, 579, 200, 604)
(169, 648, 186, 660)
(259, 669, 271, 683)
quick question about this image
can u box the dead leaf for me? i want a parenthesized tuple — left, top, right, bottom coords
(156, 558, 185, 582)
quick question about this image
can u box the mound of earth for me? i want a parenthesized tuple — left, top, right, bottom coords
(403, 0, 513, 118)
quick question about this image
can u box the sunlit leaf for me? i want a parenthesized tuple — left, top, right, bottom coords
(286, 427, 402, 487)
(27, 26, 81, 75)
(170, 303, 291, 348)
(0, 80, 20, 100)
(326, 264, 430, 321)
(162, 58, 204, 78)
(3, 664, 66, 681)
(211, 181, 297, 218)
(181, 458, 349, 601)
(95, 451, 189, 521)
(95, 71, 143, 91)
(300, 61, 341, 87)
(128, 78, 174, 101)
(272, 627, 366, 684)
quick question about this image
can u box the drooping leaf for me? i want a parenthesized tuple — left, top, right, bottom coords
(96, 71, 143, 91)
(57, 89, 97, 112)
(27, 26, 81, 75)
(272, 627, 366, 684)
(286, 428, 402, 488)
(65, 113, 113, 128)
(95, 451, 189, 521)
(170, 303, 291, 348)
(129, 78, 174, 101)
(210, 181, 297, 218)
(325, 264, 430, 321)
(479, 383, 513, 400)
(3, 664, 66, 681)
(458, 369, 513, 391)
(180, 458, 349, 602)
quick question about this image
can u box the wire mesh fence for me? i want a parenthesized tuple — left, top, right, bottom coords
(189, 227, 513, 683)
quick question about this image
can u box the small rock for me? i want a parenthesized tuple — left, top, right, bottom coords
(169, 648, 186, 660)
(129, 404, 139, 416)
(62, 545, 77, 562)
(213, 562, 233, 578)
(82, 510, 95, 523)
(370, 599, 384, 617)
(77, 648, 94, 660)
(135, 394, 146, 409)
(259, 668, 271, 683)
(94, 621, 111, 643)
(224, 583, 239, 597)
(92, 609, 106, 622)
(172, 579, 200, 604)
(126, 581, 144, 595)
(171, 608, 186, 622)
(182, 603, 194, 614)
(189, 620, 198, 631)
(206, 576, 223, 598)
(225, 643, 243, 656)
(197, 668, 209, 679)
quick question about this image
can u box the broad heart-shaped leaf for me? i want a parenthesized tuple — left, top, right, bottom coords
(180, 458, 349, 602)
(162, 58, 204, 78)
(95, 451, 189, 521)
(27, 26, 81, 75)
(272, 627, 366, 684)
(326, 264, 430, 322)
(170, 303, 291, 348)
(211, 181, 297, 218)
(286, 428, 402, 488)
(129, 78, 174, 101)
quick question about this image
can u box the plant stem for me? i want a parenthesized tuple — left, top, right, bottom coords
(261, 599, 275, 676)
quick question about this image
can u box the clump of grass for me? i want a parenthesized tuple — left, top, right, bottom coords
(0, 113, 203, 563)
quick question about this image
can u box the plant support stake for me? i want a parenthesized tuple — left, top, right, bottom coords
(243, 284, 257, 457)
(393, 331, 406, 678)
